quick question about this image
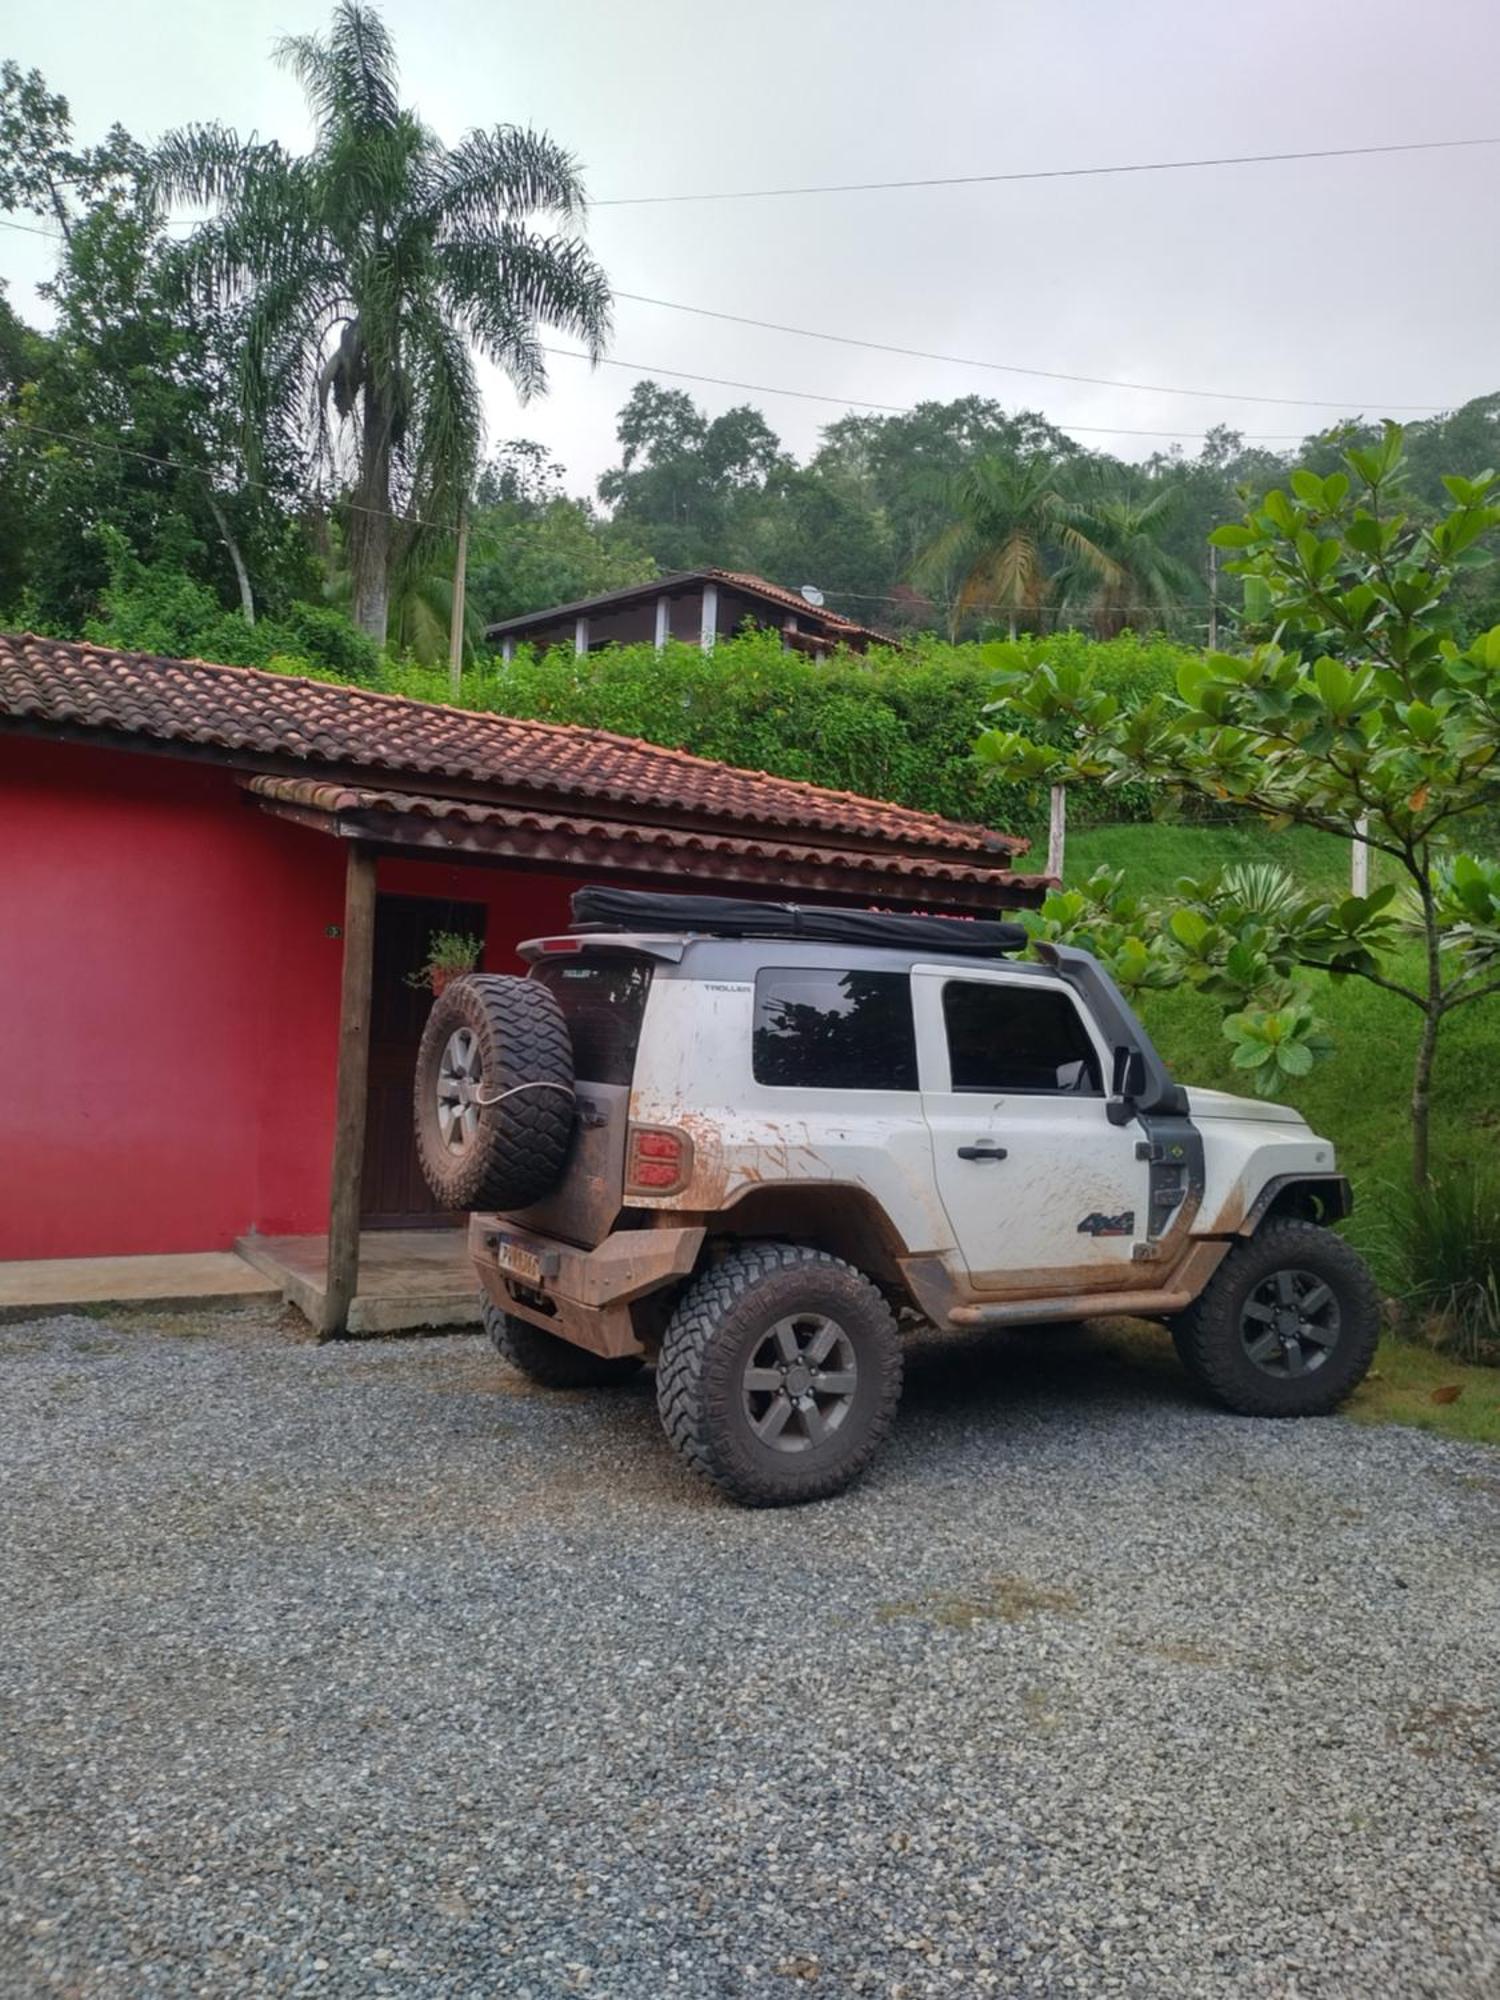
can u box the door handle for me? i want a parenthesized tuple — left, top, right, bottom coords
(956, 1143, 1009, 1161)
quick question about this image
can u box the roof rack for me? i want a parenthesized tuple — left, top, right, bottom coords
(569, 887, 1027, 956)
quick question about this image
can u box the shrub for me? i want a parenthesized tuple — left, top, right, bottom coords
(1380, 1162, 1500, 1363)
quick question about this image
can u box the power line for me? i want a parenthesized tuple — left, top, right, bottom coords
(613, 290, 1442, 414)
(0, 212, 1444, 417)
(537, 346, 1308, 440)
(592, 136, 1500, 207)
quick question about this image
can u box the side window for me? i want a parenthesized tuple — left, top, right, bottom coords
(753, 968, 918, 1091)
(941, 980, 1102, 1095)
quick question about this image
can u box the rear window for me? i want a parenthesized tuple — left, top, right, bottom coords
(753, 968, 918, 1091)
(531, 954, 653, 1086)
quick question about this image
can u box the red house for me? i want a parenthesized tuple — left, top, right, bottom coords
(0, 635, 1042, 1331)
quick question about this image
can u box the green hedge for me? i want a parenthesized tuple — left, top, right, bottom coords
(434, 627, 1195, 840)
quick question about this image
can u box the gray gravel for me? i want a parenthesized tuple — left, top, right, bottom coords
(2, 1305, 1497, 2000)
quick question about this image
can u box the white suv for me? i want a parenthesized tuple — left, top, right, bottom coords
(414, 888, 1378, 1507)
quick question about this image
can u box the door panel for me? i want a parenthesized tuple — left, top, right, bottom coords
(362, 894, 488, 1227)
(913, 966, 1149, 1294)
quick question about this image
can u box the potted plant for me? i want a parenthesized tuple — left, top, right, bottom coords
(406, 930, 482, 997)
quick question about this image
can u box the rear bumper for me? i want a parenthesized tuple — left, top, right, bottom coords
(469, 1214, 705, 1358)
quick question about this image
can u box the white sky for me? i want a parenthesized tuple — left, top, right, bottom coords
(5, 0, 1499, 497)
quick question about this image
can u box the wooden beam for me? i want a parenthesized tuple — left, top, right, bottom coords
(322, 843, 378, 1337)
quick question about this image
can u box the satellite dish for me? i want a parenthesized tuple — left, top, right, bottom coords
(799, 584, 825, 607)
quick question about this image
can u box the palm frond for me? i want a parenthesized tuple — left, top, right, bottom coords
(276, 3, 399, 136)
(441, 226, 611, 372)
(434, 125, 588, 230)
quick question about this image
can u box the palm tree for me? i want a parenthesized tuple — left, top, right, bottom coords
(914, 454, 1114, 641)
(152, 3, 610, 643)
(1056, 477, 1196, 637)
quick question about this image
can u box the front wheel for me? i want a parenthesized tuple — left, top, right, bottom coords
(1170, 1219, 1380, 1417)
(656, 1243, 903, 1507)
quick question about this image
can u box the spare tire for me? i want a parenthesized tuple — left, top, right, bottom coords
(413, 975, 575, 1211)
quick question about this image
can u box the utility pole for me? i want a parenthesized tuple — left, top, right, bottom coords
(448, 510, 469, 701)
(1351, 815, 1370, 897)
(1207, 541, 1219, 652)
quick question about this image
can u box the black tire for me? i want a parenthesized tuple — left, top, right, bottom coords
(1170, 1220, 1380, 1417)
(483, 1300, 643, 1389)
(413, 975, 574, 1211)
(656, 1242, 903, 1507)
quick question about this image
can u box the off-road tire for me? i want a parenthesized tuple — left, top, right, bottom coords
(413, 975, 574, 1211)
(1171, 1220, 1380, 1416)
(656, 1242, 903, 1507)
(483, 1300, 643, 1389)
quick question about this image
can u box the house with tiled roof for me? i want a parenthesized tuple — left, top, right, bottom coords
(0, 634, 1039, 1331)
(486, 567, 893, 660)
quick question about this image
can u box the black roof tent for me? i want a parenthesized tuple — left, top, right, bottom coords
(570, 887, 1027, 957)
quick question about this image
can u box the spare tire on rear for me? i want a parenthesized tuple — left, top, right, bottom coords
(413, 975, 575, 1211)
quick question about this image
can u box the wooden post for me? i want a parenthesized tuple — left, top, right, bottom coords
(1047, 783, 1067, 880)
(700, 582, 718, 654)
(574, 616, 589, 657)
(654, 595, 670, 652)
(322, 844, 378, 1338)
(501, 636, 515, 665)
(448, 511, 469, 700)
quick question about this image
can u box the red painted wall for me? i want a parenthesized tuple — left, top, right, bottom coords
(0, 734, 577, 1260)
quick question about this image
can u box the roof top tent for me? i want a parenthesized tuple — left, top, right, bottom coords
(569, 888, 1029, 956)
(484, 568, 896, 662)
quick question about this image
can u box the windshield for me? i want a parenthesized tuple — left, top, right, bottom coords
(530, 953, 654, 1086)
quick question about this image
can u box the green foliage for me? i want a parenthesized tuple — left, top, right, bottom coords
(1380, 1163, 1500, 1363)
(82, 535, 381, 679)
(980, 427, 1500, 1179)
(404, 929, 482, 989)
(458, 628, 1195, 840)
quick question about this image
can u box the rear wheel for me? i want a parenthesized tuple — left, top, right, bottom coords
(656, 1243, 903, 1507)
(1170, 1220, 1380, 1416)
(483, 1301, 643, 1389)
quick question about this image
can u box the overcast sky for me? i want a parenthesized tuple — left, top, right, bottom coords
(6, 0, 1499, 497)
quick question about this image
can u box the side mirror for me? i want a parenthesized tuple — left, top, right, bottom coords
(1110, 1045, 1147, 1101)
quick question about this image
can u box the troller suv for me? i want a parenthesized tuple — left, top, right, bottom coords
(413, 887, 1379, 1507)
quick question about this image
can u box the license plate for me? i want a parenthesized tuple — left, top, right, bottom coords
(495, 1239, 543, 1286)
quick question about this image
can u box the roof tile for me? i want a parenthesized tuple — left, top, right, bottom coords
(0, 633, 1025, 861)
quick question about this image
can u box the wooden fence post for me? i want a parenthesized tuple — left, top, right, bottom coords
(322, 843, 378, 1337)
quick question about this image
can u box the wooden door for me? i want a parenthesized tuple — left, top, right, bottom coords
(361, 893, 488, 1227)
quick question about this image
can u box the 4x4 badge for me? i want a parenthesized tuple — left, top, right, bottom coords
(1078, 1210, 1135, 1237)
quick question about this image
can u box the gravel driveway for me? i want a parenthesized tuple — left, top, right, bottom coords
(3, 1305, 1497, 1999)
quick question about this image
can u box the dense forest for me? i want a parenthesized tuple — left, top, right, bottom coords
(5, 17, 1500, 676)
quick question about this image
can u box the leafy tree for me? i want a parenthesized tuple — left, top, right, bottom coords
(151, 1, 610, 643)
(597, 382, 789, 571)
(978, 426, 1500, 1184)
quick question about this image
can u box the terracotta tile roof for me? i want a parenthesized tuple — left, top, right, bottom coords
(244, 776, 1049, 908)
(0, 633, 1026, 863)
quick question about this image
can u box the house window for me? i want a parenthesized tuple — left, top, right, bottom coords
(941, 980, 1102, 1095)
(753, 968, 918, 1091)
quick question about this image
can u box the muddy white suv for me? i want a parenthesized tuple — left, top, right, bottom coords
(414, 888, 1379, 1507)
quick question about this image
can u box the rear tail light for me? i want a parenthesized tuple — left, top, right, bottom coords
(626, 1124, 694, 1195)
